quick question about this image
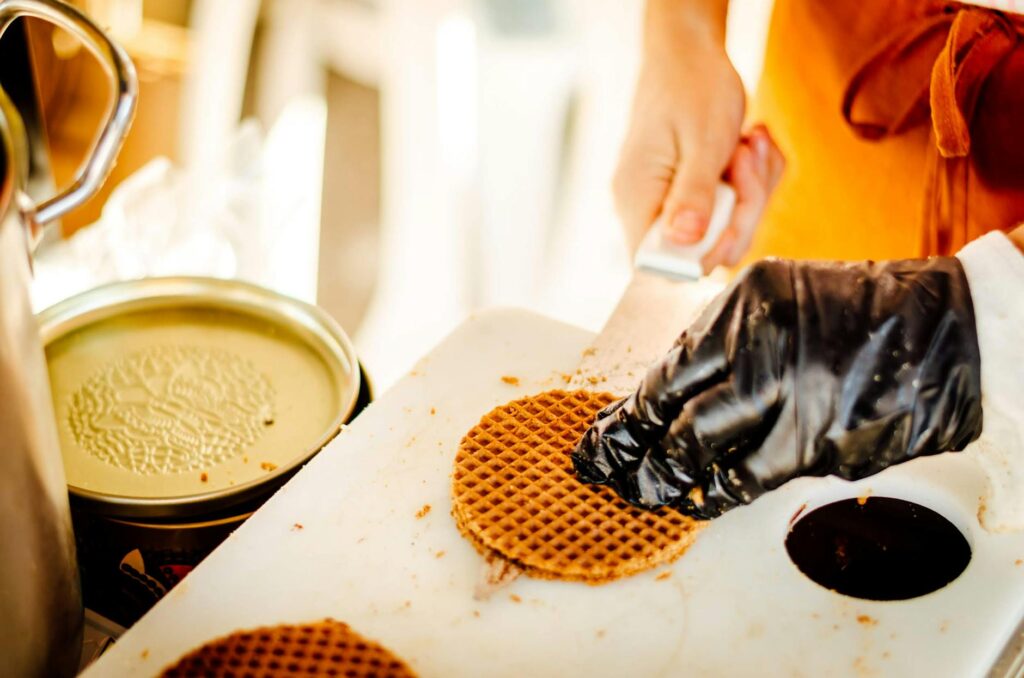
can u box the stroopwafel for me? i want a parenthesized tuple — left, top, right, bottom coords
(160, 619, 416, 677)
(451, 389, 704, 584)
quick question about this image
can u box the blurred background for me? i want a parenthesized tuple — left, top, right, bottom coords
(13, 0, 773, 389)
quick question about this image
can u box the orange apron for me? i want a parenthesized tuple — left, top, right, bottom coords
(746, 0, 1024, 261)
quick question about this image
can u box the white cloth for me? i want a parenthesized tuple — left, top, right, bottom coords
(957, 0, 1024, 14)
(956, 231, 1024, 532)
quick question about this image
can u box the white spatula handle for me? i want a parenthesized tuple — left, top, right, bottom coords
(634, 183, 736, 280)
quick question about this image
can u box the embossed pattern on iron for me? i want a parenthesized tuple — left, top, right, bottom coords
(66, 345, 275, 475)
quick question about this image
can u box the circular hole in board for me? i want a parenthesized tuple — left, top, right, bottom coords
(785, 496, 970, 601)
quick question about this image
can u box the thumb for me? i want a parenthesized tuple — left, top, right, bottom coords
(662, 147, 731, 245)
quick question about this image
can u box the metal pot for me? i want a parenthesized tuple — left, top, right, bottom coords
(36, 277, 369, 628)
(0, 2, 136, 676)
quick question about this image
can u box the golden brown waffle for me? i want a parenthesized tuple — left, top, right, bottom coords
(161, 619, 416, 678)
(452, 389, 704, 583)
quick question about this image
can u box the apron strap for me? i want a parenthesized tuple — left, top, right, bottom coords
(841, 5, 1021, 252)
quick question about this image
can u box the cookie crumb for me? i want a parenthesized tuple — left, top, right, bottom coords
(582, 347, 597, 357)
(472, 610, 480, 618)
(260, 461, 277, 472)
(242, 456, 249, 463)
(430, 407, 436, 415)
(655, 571, 672, 581)
(596, 629, 606, 638)
(856, 615, 877, 626)
(141, 649, 149, 659)
(200, 472, 208, 483)
(1017, 559, 1023, 566)
(292, 523, 304, 531)
(509, 594, 522, 603)
(415, 504, 432, 519)
(435, 550, 446, 559)
(500, 375, 520, 386)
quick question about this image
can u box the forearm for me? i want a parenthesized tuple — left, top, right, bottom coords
(645, 0, 729, 53)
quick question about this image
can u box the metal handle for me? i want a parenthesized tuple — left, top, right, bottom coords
(0, 0, 137, 230)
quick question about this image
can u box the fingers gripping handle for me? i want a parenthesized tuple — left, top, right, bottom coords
(634, 183, 736, 280)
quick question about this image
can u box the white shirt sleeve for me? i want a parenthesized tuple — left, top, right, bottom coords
(956, 231, 1024, 532)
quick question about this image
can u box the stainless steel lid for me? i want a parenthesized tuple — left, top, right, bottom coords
(39, 277, 361, 519)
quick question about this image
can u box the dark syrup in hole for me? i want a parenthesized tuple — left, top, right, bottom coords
(785, 497, 970, 601)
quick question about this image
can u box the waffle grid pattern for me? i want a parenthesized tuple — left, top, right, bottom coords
(161, 620, 416, 678)
(452, 390, 703, 583)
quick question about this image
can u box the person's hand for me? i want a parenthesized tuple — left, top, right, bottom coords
(572, 256, 984, 518)
(613, 0, 784, 269)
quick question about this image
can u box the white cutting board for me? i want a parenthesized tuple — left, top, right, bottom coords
(85, 308, 1024, 678)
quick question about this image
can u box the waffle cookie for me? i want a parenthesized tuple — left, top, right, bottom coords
(161, 619, 416, 678)
(452, 389, 704, 583)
